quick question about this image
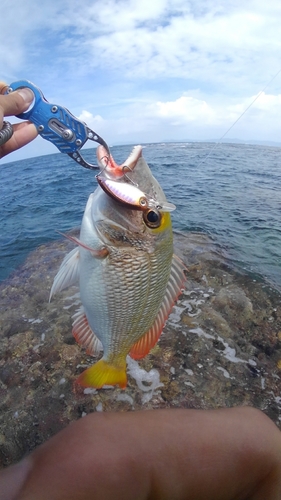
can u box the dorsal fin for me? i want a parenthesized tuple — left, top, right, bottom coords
(129, 254, 186, 359)
(72, 307, 103, 355)
(49, 247, 80, 301)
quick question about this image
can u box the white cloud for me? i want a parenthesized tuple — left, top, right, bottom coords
(150, 96, 216, 124)
(249, 91, 281, 111)
(73, 88, 281, 147)
(0, 2, 280, 88)
(78, 110, 105, 126)
(63, 0, 281, 92)
(1, 0, 281, 161)
(2, 0, 281, 92)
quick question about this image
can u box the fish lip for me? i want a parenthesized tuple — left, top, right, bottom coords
(122, 145, 143, 171)
(96, 145, 143, 177)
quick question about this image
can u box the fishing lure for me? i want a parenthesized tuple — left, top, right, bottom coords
(97, 177, 176, 212)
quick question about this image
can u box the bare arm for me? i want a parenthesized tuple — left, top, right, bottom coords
(0, 407, 280, 500)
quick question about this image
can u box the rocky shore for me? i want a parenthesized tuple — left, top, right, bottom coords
(0, 230, 280, 467)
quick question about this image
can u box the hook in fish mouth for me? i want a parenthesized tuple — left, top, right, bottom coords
(96, 144, 176, 212)
(96, 144, 143, 178)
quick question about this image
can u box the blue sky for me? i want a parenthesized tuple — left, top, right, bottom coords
(1, 0, 281, 161)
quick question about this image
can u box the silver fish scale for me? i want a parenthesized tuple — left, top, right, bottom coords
(81, 237, 172, 360)
(110, 245, 170, 357)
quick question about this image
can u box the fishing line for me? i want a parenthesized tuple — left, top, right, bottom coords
(196, 66, 281, 167)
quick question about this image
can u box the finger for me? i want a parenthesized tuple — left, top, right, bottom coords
(0, 81, 9, 94)
(0, 122, 38, 158)
(0, 84, 34, 121)
(0, 407, 280, 500)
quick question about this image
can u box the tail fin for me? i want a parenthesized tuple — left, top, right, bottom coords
(77, 358, 127, 389)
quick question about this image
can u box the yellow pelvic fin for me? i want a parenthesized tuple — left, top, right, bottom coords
(77, 358, 127, 389)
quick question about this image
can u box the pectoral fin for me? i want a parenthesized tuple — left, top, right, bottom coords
(56, 231, 109, 259)
(129, 254, 186, 359)
(49, 247, 80, 301)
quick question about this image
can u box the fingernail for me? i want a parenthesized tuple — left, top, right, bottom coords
(0, 457, 32, 500)
(17, 88, 34, 106)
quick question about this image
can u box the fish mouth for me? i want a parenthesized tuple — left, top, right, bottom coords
(96, 145, 176, 213)
(96, 145, 142, 178)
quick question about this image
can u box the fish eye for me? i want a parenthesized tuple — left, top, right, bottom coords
(143, 209, 161, 228)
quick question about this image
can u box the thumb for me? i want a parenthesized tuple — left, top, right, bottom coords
(0, 82, 34, 117)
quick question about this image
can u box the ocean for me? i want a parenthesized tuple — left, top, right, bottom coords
(0, 142, 280, 291)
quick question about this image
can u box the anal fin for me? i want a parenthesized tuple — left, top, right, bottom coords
(72, 307, 102, 356)
(129, 253, 186, 359)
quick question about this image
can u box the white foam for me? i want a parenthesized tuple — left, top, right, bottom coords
(32, 344, 41, 352)
(270, 393, 281, 411)
(216, 335, 246, 364)
(183, 290, 196, 297)
(248, 358, 257, 366)
(169, 288, 215, 328)
(189, 327, 254, 366)
(116, 393, 134, 405)
(64, 292, 80, 301)
(63, 292, 81, 309)
(168, 305, 186, 325)
(189, 327, 214, 340)
(63, 300, 81, 310)
(217, 366, 231, 379)
(184, 381, 195, 387)
(126, 356, 163, 403)
(83, 388, 97, 395)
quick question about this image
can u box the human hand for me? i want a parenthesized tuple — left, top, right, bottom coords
(0, 81, 38, 159)
(0, 406, 280, 500)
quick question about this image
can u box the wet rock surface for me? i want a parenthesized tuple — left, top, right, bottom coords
(0, 230, 281, 467)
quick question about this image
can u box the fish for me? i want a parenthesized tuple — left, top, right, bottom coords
(50, 145, 186, 389)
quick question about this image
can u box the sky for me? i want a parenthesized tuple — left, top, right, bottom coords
(1, 0, 281, 162)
